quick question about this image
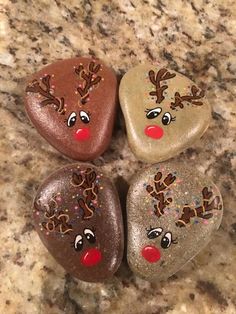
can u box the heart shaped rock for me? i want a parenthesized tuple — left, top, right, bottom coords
(119, 64, 211, 163)
(33, 164, 124, 282)
(127, 162, 223, 281)
(25, 57, 117, 160)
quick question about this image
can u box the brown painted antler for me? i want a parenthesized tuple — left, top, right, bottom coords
(146, 172, 176, 217)
(176, 187, 222, 227)
(149, 68, 176, 104)
(71, 168, 99, 219)
(170, 85, 205, 110)
(26, 75, 66, 114)
(41, 197, 73, 234)
(75, 61, 102, 104)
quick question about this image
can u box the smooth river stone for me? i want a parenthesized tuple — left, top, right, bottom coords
(25, 57, 117, 161)
(127, 162, 223, 281)
(119, 64, 211, 163)
(33, 164, 124, 282)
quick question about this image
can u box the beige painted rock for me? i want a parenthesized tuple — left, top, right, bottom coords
(119, 64, 211, 163)
(127, 162, 223, 281)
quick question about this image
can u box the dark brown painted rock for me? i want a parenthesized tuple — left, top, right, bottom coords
(25, 57, 117, 160)
(33, 164, 124, 282)
(127, 162, 223, 281)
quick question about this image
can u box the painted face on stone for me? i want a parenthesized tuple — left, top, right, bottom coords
(127, 164, 223, 281)
(73, 227, 102, 267)
(141, 228, 177, 263)
(33, 165, 124, 282)
(119, 64, 212, 163)
(25, 57, 117, 161)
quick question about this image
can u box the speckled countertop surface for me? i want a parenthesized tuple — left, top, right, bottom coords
(0, 1, 236, 313)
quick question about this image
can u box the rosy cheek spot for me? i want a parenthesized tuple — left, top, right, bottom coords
(145, 125, 164, 139)
(80, 248, 102, 267)
(141, 245, 161, 263)
(74, 128, 90, 141)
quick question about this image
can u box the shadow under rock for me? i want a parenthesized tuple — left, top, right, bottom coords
(108, 69, 127, 151)
(114, 176, 129, 265)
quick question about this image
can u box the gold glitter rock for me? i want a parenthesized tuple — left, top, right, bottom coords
(127, 162, 223, 281)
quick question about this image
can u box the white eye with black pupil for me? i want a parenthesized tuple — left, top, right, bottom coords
(147, 227, 163, 239)
(161, 232, 172, 249)
(162, 112, 172, 125)
(84, 228, 96, 244)
(67, 112, 77, 127)
(74, 234, 83, 251)
(80, 111, 90, 124)
(146, 107, 162, 119)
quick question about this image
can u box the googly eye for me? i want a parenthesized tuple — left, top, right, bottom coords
(67, 112, 77, 127)
(147, 227, 163, 239)
(74, 234, 83, 251)
(83, 228, 96, 244)
(146, 107, 162, 119)
(161, 232, 172, 249)
(79, 111, 90, 124)
(162, 112, 174, 125)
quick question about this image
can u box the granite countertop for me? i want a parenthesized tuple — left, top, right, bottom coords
(0, 1, 236, 313)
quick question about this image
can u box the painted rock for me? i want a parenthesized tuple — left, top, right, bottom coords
(25, 57, 117, 160)
(119, 64, 211, 163)
(127, 162, 223, 281)
(33, 164, 124, 282)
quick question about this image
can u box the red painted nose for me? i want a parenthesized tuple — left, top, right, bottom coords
(74, 128, 90, 141)
(145, 125, 164, 139)
(141, 245, 161, 263)
(80, 248, 102, 267)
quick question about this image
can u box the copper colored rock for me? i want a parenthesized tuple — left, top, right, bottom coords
(25, 57, 117, 160)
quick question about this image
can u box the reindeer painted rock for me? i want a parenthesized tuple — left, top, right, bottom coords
(127, 162, 223, 281)
(33, 164, 124, 282)
(119, 64, 211, 163)
(25, 57, 117, 160)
